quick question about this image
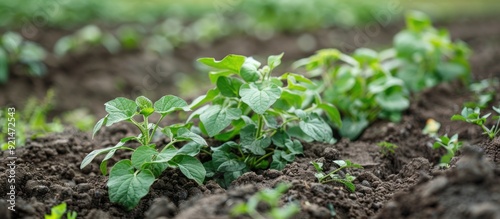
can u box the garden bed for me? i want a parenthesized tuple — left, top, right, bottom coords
(1, 16, 500, 219)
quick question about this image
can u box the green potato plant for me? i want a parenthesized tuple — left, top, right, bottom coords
(189, 53, 341, 187)
(311, 160, 363, 192)
(54, 25, 122, 57)
(464, 79, 499, 109)
(295, 48, 410, 139)
(231, 183, 300, 219)
(433, 134, 463, 167)
(390, 11, 470, 92)
(452, 106, 500, 139)
(81, 95, 207, 210)
(0, 31, 47, 83)
(44, 202, 77, 219)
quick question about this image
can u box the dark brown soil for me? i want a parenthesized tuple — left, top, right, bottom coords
(1, 16, 500, 219)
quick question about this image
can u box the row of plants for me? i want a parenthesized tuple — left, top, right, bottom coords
(80, 11, 473, 211)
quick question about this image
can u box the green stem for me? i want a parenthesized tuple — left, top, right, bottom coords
(256, 114, 264, 139)
(130, 118, 147, 145)
(254, 152, 273, 166)
(149, 114, 166, 143)
(319, 166, 346, 182)
(160, 140, 179, 153)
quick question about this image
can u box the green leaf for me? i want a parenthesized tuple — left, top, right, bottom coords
(19, 42, 46, 62)
(198, 54, 245, 73)
(0, 48, 8, 84)
(107, 160, 155, 210)
(104, 97, 137, 126)
(188, 88, 220, 110)
(154, 95, 189, 115)
(217, 160, 247, 172)
(318, 103, 342, 128)
(285, 140, 303, 155)
(299, 113, 334, 143)
(177, 141, 202, 156)
(268, 53, 284, 70)
(152, 146, 178, 163)
(176, 128, 207, 146)
(311, 161, 323, 172)
(131, 146, 158, 169)
(375, 92, 410, 111)
(200, 105, 242, 137)
(136, 96, 154, 116)
(272, 130, 290, 147)
(169, 155, 206, 185)
(405, 10, 432, 32)
(340, 117, 369, 140)
(44, 202, 67, 219)
(270, 151, 287, 170)
(240, 57, 261, 82)
(240, 82, 282, 115)
(92, 115, 108, 138)
(2, 32, 22, 53)
(54, 36, 74, 57)
(80, 138, 133, 169)
(240, 124, 271, 155)
(394, 31, 426, 58)
(216, 76, 243, 97)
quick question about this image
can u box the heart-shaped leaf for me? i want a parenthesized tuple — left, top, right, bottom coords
(240, 82, 281, 115)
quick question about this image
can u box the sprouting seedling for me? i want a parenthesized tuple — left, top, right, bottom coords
(451, 107, 500, 139)
(231, 183, 300, 219)
(377, 141, 398, 156)
(44, 202, 77, 219)
(433, 134, 463, 167)
(311, 160, 363, 192)
(81, 95, 207, 210)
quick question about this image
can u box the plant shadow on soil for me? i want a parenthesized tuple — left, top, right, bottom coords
(1, 18, 500, 219)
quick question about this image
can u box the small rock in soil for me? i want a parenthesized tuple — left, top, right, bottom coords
(145, 197, 177, 219)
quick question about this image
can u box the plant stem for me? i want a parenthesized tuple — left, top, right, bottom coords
(256, 114, 264, 139)
(149, 114, 166, 143)
(254, 151, 273, 166)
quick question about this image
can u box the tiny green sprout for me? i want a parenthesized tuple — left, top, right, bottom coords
(452, 107, 500, 139)
(377, 141, 398, 156)
(44, 202, 77, 219)
(231, 183, 300, 219)
(433, 134, 463, 167)
(311, 160, 363, 192)
(81, 95, 207, 210)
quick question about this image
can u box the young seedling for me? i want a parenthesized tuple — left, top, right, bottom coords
(451, 107, 500, 139)
(231, 183, 300, 219)
(377, 141, 398, 156)
(190, 53, 340, 187)
(0, 31, 47, 84)
(464, 79, 498, 109)
(81, 95, 207, 210)
(44, 202, 77, 219)
(433, 134, 463, 167)
(311, 160, 363, 192)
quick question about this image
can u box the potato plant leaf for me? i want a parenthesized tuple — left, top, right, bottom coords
(107, 160, 155, 210)
(105, 97, 137, 126)
(240, 82, 282, 115)
(169, 155, 206, 185)
(154, 95, 189, 115)
(200, 105, 242, 137)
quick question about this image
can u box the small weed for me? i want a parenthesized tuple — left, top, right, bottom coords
(452, 107, 500, 139)
(231, 183, 299, 219)
(377, 141, 398, 156)
(44, 202, 77, 219)
(433, 134, 463, 167)
(311, 160, 363, 192)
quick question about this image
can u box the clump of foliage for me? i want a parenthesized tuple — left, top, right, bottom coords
(189, 53, 341, 187)
(464, 79, 499, 109)
(295, 48, 410, 139)
(0, 31, 47, 83)
(81, 95, 207, 210)
(311, 160, 363, 192)
(54, 25, 122, 57)
(231, 183, 300, 219)
(44, 202, 77, 219)
(377, 141, 398, 156)
(390, 10, 470, 92)
(433, 134, 463, 167)
(452, 107, 500, 139)
(295, 11, 471, 139)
